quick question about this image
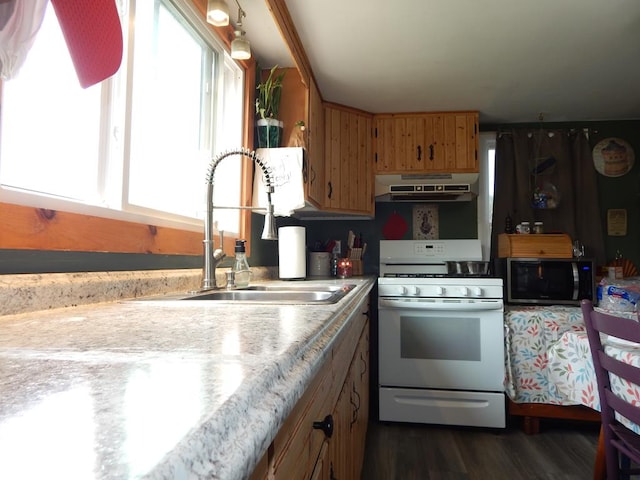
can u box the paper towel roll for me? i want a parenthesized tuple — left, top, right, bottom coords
(278, 226, 306, 279)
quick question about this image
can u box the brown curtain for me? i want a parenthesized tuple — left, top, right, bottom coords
(490, 128, 605, 265)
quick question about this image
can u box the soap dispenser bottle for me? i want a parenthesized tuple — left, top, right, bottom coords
(232, 239, 251, 288)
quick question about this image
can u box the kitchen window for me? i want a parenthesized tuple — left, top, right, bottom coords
(0, 0, 245, 238)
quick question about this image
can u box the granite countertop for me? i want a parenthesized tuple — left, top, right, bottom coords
(0, 270, 375, 480)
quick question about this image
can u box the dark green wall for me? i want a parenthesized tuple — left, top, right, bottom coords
(591, 122, 640, 268)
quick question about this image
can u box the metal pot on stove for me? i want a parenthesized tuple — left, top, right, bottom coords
(446, 261, 490, 276)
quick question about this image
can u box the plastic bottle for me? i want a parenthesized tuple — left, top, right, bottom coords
(331, 254, 339, 277)
(505, 213, 513, 234)
(232, 239, 251, 288)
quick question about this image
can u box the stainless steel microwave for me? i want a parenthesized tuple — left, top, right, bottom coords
(500, 258, 595, 306)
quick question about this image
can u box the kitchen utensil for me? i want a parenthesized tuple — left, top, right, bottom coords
(446, 261, 490, 276)
(309, 252, 331, 277)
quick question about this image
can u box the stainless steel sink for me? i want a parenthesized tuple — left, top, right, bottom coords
(137, 284, 356, 305)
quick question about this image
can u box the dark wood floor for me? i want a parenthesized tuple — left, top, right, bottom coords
(361, 418, 600, 480)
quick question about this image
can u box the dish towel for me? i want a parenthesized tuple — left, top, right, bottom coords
(252, 147, 305, 217)
(0, 0, 48, 80)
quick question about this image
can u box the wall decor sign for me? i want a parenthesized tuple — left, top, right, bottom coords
(607, 209, 627, 236)
(592, 137, 635, 177)
(413, 205, 439, 239)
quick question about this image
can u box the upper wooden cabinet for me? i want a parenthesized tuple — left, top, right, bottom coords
(373, 111, 479, 174)
(324, 103, 374, 216)
(273, 67, 324, 207)
(306, 80, 325, 206)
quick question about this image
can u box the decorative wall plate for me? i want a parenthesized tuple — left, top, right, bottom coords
(592, 137, 635, 177)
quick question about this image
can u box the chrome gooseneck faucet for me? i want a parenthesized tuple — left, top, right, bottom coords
(202, 148, 277, 290)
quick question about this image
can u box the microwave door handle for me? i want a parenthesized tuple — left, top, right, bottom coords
(572, 262, 579, 299)
(379, 298, 503, 311)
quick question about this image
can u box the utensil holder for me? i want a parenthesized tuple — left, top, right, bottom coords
(351, 259, 363, 276)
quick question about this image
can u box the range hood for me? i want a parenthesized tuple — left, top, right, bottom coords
(375, 173, 479, 202)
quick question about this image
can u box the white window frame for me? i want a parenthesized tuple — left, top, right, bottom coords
(478, 132, 496, 261)
(0, 0, 246, 236)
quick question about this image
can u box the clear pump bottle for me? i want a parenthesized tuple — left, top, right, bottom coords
(232, 239, 251, 288)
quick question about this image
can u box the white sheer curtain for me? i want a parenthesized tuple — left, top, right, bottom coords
(0, 0, 48, 80)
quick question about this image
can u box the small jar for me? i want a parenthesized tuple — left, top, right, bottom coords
(337, 258, 353, 278)
(516, 222, 531, 234)
(533, 222, 544, 234)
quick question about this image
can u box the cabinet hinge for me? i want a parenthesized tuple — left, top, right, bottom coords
(374, 152, 378, 163)
(374, 127, 378, 138)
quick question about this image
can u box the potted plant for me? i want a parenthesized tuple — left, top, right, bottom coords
(255, 65, 285, 148)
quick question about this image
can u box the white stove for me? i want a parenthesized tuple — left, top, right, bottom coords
(378, 239, 506, 429)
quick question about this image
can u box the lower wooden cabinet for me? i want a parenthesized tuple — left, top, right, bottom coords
(330, 304, 370, 480)
(254, 295, 370, 479)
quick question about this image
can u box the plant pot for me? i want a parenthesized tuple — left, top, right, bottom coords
(256, 118, 283, 148)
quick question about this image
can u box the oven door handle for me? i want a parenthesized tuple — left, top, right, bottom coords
(379, 298, 503, 311)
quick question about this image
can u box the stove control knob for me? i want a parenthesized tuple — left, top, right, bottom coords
(409, 286, 420, 296)
(435, 286, 444, 296)
(398, 286, 407, 295)
(460, 287, 469, 296)
(472, 287, 483, 297)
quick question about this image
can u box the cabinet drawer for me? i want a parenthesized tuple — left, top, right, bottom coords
(498, 233, 573, 258)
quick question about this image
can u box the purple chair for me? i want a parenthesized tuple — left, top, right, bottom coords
(581, 300, 640, 479)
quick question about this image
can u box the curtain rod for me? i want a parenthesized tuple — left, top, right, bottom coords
(497, 127, 596, 137)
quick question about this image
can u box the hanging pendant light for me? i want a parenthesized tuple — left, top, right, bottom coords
(230, 1, 250, 60)
(207, 0, 230, 26)
(231, 30, 251, 60)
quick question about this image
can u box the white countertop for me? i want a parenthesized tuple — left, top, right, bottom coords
(0, 271, 374, 480)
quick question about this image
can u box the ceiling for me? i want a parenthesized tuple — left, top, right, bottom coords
(238, 0, 640, 125)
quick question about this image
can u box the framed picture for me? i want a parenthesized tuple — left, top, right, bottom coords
(607, 209, 627, 236)
(413, 205, 439, 239)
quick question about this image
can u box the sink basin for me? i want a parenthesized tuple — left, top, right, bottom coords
(138, 284, 356, 305)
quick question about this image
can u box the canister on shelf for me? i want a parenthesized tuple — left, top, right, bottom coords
(533, 222, 544, 234)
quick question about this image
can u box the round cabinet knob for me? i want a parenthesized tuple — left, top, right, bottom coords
(409, 286, 420, 296)
(472, 287, 483, 297)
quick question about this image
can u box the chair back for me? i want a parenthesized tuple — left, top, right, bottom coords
(581, 299, 640, 479)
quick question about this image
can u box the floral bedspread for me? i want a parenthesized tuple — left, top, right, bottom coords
(504, 305, 585, 404)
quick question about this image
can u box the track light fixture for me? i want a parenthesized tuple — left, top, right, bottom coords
(230, 0, 251, 60)
(206, 0, 230, 26)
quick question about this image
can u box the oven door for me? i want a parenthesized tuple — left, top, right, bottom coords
(378, 297, 505, 392)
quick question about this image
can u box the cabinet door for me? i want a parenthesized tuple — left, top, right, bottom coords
(309, 441, 333, 480)
(324, 104, 373, 215)
(329, 300, 370, 480)
(430, 112, 478, 173)
(351, 321, 370, 480)
(374, 111, 478, 174)
(306, 80, 325, 206)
